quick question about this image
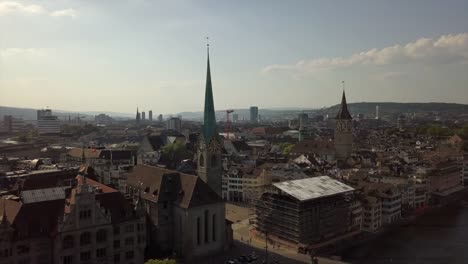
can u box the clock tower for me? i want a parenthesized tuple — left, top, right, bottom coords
(197, 44, 223, 196)
(334, 89, 353, 161)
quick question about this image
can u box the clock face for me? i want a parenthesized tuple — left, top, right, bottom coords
(337, 120, 351, 132)
(208, 139, 221, 152)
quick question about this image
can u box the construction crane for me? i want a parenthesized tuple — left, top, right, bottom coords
(225, 109, 234, 139)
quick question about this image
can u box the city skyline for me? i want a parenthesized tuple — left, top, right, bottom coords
(1, 0, 468, 114)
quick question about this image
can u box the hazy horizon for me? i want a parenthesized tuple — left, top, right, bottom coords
(1, 0, 468, 114)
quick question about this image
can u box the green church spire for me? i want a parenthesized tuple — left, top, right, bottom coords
(202, 43, 217, 142)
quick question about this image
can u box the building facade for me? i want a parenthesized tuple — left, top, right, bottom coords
(37, 109, 61, 135)
(0, 175, 145, 264)
(250, 106, 258, 123)
(166, 117, 182, 132)
(254, 177, 356, 250)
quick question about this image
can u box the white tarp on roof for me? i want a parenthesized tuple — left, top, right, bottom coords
(273, 176, 354, 201)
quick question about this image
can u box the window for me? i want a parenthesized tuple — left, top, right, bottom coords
(163, 201, 168, 209)
(80, 251, 91, 261)
(114, 240, 120, 249)
(17, 245, 30, 255)
(125, 237, 134, 246)
(79, 209, 91, 220)
(96, 229, 107, 243)
(96, 248, 106, 258)
(113, 226, 120, 235)
(125, 224, 134, 233)
(0, 248, 12, 258)
(212, 214, 216, 242)
(80, 232, 91, 246)
(62, 235, 74, 249)
(199, 154, 204, 167)
(125, 251, 134, 260)
(63, 256, 73, 264)
(114, 254, 120, 263)
(196, 217, 200, 245)
(204, 210, 209, 243)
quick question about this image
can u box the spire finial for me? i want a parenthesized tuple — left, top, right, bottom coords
(342, 80, 345, 92)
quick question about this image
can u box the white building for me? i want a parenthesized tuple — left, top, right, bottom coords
(361, 195, 382, 232)
(37, 109, 61, 135)
(166, 117, 182, 132)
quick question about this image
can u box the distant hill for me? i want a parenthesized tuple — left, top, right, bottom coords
(0, 106, 133, 121)
(324, 102, 468, 117)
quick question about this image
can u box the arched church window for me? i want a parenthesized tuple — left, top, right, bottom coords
(211, 155, 217, 167)
(199, 154, 205, 167)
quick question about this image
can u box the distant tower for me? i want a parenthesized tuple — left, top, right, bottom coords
(298, 112, 308, 141)
(334, 82, 353, 161)
(250, 106, 258, 123)
(375, 105, 380, 120)
(149, 110, 153, 122)
(136, 107, 141, 124)
(197, 42, 222, 197)
(142, 111, 146, 121)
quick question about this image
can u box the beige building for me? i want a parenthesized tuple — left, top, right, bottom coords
(361, 195, 382, 232)
(0, 175, 145, 264)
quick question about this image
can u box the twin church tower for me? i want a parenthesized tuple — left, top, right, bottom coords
(196, 45, 353, 195)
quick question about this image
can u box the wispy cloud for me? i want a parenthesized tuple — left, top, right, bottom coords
(0, 1, 76, 18)
(50, 9, 77, 18)
(263, 33, 468, 75)
(371, 71, 408, 81)
(0, 48, 47, 58)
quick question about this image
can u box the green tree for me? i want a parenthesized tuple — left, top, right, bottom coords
(145, 259, 176, 264)
(278, 142, 295, 155)
(458, 125, 468, 137)
(161, 141, 192, 167)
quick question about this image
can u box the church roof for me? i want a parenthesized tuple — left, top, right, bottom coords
(335, 90, 352, 120)
(127, 164, 223, 209)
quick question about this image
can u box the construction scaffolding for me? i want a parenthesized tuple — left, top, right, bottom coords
(253, 187, 351, 248)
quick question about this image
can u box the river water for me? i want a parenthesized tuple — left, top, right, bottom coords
(341, 204, 468, 264)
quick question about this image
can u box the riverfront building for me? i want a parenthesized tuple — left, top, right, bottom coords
(254, 176, 359, 252)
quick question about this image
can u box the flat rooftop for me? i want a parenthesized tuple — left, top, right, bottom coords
(273, 176, 354, 201)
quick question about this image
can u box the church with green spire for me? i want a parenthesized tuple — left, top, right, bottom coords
(197, 45, 223, 197)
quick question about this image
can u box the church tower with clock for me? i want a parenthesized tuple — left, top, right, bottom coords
(197, 44, 223, 196)
(334, 89, 353, 161)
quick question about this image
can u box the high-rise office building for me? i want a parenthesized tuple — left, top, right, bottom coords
(142, 111, 146, 120)
(157, 114, 163, 122)
(250, 106, 259, 123)
(37, 109, 61, 135)
(166, 117, 182, 132)
(3, 115, 25, 133)
(233, 113, 239, 122)
(376, 105, 380, 120)
(149, 110, 153, 122)
(298, 113, 308, 128)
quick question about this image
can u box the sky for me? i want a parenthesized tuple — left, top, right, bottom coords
(0, 0, 467, 115)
